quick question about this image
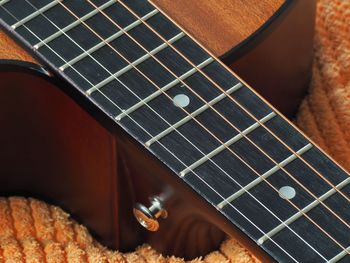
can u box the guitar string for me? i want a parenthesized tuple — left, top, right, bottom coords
(50, 0, 350, 247)
(0, 0, 344, 258)
(0, 5, 306, 262)
(82, 0, 350, 233)
(77, 1, 350, 254)
(111, 1, 350, 247)
(0, 4, 320, 262)
(17, 0, 350, 254)
(118, 0, 350, 206)
(59, 1, 350, 258)
(13, 0, 350, 260)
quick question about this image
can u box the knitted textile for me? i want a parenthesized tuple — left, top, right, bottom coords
(296, 0, 350, 171)
(0, 0, 349, 262)
(0, 197, 256, 262)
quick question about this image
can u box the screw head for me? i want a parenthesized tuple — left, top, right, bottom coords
(133, 197, 167, 232)
(133, 204, 160, 231)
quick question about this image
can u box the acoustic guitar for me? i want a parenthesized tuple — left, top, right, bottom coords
(2, 0, 349, 262)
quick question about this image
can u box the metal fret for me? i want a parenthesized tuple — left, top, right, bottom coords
(59, 9, 159, 71)
(257, 177, 350, 246)
(145, 82, 243, 147)
(329, 247, 350, 263)
(114, 57, 214, 120)
(11, 0, 61, 29)
(33, 0, 117, 49)
(179, 112, 276, 177)
(0, 0, 9, 6)
(86, 31, 186, 95)
(2, 1, 350, 261)
(217, 143, 313, 208)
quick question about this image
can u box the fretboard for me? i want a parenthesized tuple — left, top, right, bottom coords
(1, 0, 350, 262)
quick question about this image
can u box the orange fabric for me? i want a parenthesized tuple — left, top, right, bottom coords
(296, 0, 350, 170)
(0, 0, 349, 262)
(0, 197, 257, 262)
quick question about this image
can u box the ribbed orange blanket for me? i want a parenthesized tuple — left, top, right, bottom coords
(0, 0, 349, 262)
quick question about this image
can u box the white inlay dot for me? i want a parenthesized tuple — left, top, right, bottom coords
(278, 186, 296, 200)
(173, 94, 190, 108)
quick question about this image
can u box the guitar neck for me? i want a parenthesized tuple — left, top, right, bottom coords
(1, 0, 350, 262)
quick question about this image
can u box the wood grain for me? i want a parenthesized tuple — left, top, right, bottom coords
(152, 0, 284, 56)
(0, 1, 317, 261)
(0, 31, 35, 62)
(0, 0, 283, 61)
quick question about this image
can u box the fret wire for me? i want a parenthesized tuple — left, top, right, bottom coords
(54, 0, 348, 255)
(115, 57, 214, 120)
(118, 4, 350, 247)
(112, 2, 350, 254)
(33, 0, 116, 49)
(8, 2, 350, 260)
(42, 0, 274, 196)
(257, 177, 350, 246)
(145, 82, 243, 146)
(0, 8, 305, 261)
(329, 246, 350, 263)
(0, 0, 9, 6)
(124, 0, 350, 208)
(20, 1, 222, 178)
(40, 0, 350, 252)
(85, 0, 350, 241)
(45, 0, 281, 197)
(0, 5, 317, 260)
(180, 112, 276, 177)
(11, 0, 62, 29)
(6, 0, 348, 256)
(86, 31, 186, 95)
(218, 144, 313, 209)
(59, 9, 159, 71)
(2, 0, 348, 260)
(82, 0, 346, 224)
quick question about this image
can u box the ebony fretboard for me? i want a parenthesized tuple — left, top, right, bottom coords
(1, 0, 350, 262)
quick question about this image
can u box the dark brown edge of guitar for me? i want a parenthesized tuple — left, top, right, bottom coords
(0, 57, 278, 263)
(220, 0, 293, 63)
(0, 2, 316, 260)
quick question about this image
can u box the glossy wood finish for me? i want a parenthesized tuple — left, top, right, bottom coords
(229, 0, 316, 117)
(152, 0, 284, 56)
(0, 0, 284, 58)
(0, 67, 270, 261)
(0, 0, 313, 117)
(0, 66, 119, 248)
(0, 0, 318, 261)
(2, 67, 350, 262)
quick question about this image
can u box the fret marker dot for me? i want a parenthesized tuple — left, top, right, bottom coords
(278, 186, 296, 200)
(173, 94, 190, 108)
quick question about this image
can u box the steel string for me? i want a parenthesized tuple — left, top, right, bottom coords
(0, 5, 305, 262)
(119, 0, 350, 206)
(53, 0, 350, 251)
(29, 0, 350, 254)
(6, 0, 349, 257)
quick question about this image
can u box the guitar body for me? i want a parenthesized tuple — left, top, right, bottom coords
(0, 0, 316, 261)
